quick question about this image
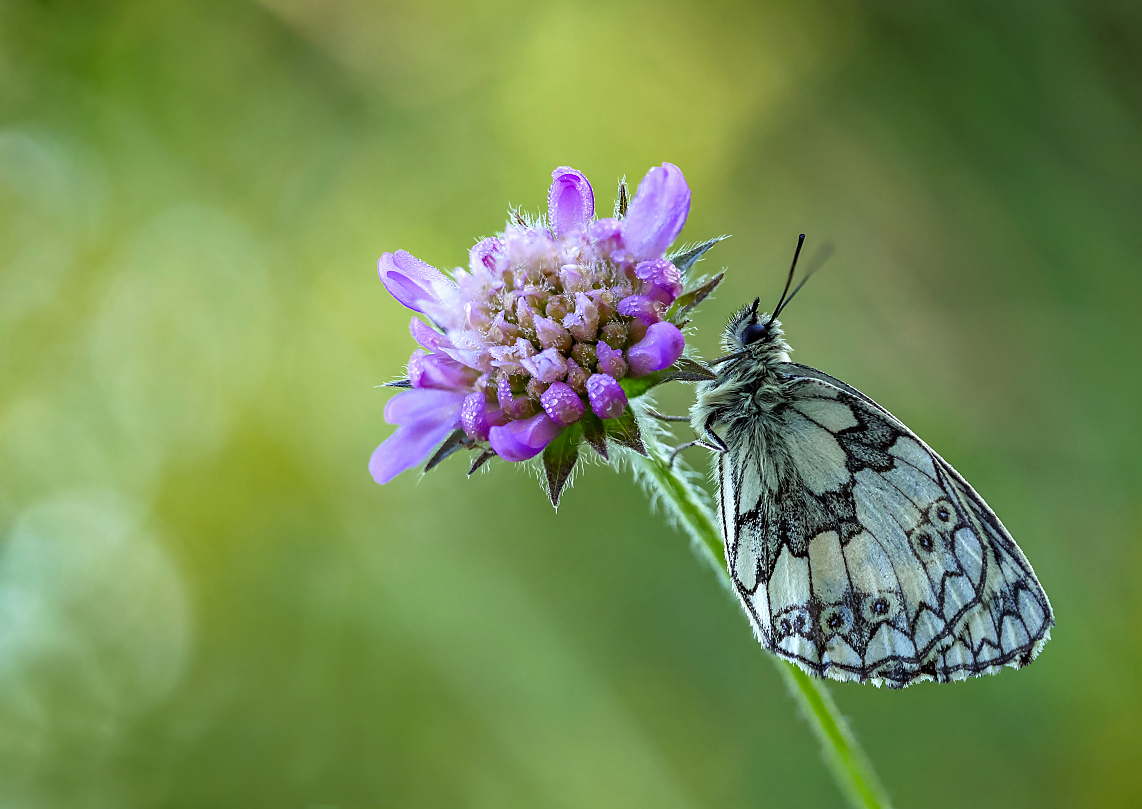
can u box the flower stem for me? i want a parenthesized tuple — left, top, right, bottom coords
(631, 433, 894, 809)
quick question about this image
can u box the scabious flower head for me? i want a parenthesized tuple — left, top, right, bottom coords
(371, 163, 725, 504)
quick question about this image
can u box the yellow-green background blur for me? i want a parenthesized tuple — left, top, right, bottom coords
(2, 1, 1140, 806)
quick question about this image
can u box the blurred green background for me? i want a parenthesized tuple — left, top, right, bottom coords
(1, 0, 1140, 806)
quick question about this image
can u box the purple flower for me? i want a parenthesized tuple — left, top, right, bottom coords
(379, 251, 462, 329)
(562, 291, 599, 342)
(540, 382, 586, 426)
(534, 315, 572, 351)
(548, 167, 594, 239)
(461, 391, 505, 441)
(522, 347, 568, 383)
(634, 259, 683, 305)
(595, 340, 627, 379)
(371, 162, 715, 488)
(369, 389, 468, 484)
(587, 373, 628, 419)
(489, 412, 563, 462)
(468, 237, 505, 275)
(616, 295, 662, 325)
(627, 321, 686, 377)
(409, 349, 480, 390)
(620, 163, 691, 262)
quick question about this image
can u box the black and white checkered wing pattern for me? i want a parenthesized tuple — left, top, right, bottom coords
(719, 363, 1053, 687)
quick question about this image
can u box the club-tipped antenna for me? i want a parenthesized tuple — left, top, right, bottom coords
(769, 234, 805, 320)
(773, 240, 833, 319)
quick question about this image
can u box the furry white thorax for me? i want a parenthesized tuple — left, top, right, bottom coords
(690, 311, 791, 441)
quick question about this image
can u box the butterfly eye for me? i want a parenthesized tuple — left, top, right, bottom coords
(741, 322, 769, 345)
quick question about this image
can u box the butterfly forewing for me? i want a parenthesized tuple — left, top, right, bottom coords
(717, 362, 1053, 687)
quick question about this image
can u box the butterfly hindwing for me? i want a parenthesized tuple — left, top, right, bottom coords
(719, 363, 1053, 687)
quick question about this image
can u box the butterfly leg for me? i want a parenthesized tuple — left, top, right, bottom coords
(644, 407, 691, 423)
(700, 415, 728, 453)
(668, 439, 722, 468)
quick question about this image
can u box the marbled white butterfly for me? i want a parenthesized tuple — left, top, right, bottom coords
(691, 236, 1053, 687)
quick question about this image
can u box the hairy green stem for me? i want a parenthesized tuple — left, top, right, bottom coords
(631, 434, 894, 809)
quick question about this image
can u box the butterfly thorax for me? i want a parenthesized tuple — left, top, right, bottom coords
(691, 311, 793, 438)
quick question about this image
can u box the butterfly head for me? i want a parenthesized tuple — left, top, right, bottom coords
(721, 297, 791, 360)
(710, 234, 829, 372)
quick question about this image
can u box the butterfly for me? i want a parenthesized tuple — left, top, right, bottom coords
(690, 235, 1053, 687)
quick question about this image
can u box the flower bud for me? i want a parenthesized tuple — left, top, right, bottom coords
(540, 381, 586, 426)
(534, 315, 573, 352)
(521, 347, 568, 383)
(544, 294, 570, 321)
(565, 357, 588, 394)
(599, 321, 629, 350)
(616, 295, 661, 326)
(627, 321, 685, 377)
(526, 377, 548, 400)
(563, 291, 599, 342)
(570, 341, 597, 371)
(461, 391, 505, 441)
(586, 373, 628, 419)
(488, 412, 562, 461)
(634, 259, 684, 304)
(595, 341, 627, 379)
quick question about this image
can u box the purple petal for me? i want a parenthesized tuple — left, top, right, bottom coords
(461, 391, 506, 441)
(469, 237, 506, 275)
(616, 295, 662, 325)
(634, 259, 684, 304)
(589, 217, 624, 259)
(409, 317, 451, 352)
(540, 382, 586, 426)
(627, 321, 685, 377)
(488, 412, 563, 462)
(370, 419, 459, 484)
(548, 167, 594, 239)
(534, 315, 572, 351)
(408, 349, 479, 390)
(595, 341, 627, 379)
(621, 163, 691, 261)
(586, 373, 628, 419)
(384, 388, 468, 426)
(562, 291, 599, 342)
(505, 226, 557, 269)
(521, 347, 568, 384)
(412, 320, 482, 369)
(559, 264, 588, 293)
(371, 388, 467, 484)
(497, 376, 518, 417)
(378, 251, 461, 327)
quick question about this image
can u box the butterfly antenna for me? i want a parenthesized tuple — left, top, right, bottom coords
(773, 240, 834, 319)
(770, 233, 805, 319)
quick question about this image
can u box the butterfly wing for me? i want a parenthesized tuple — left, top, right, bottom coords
(719, 362, 1053, 687)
